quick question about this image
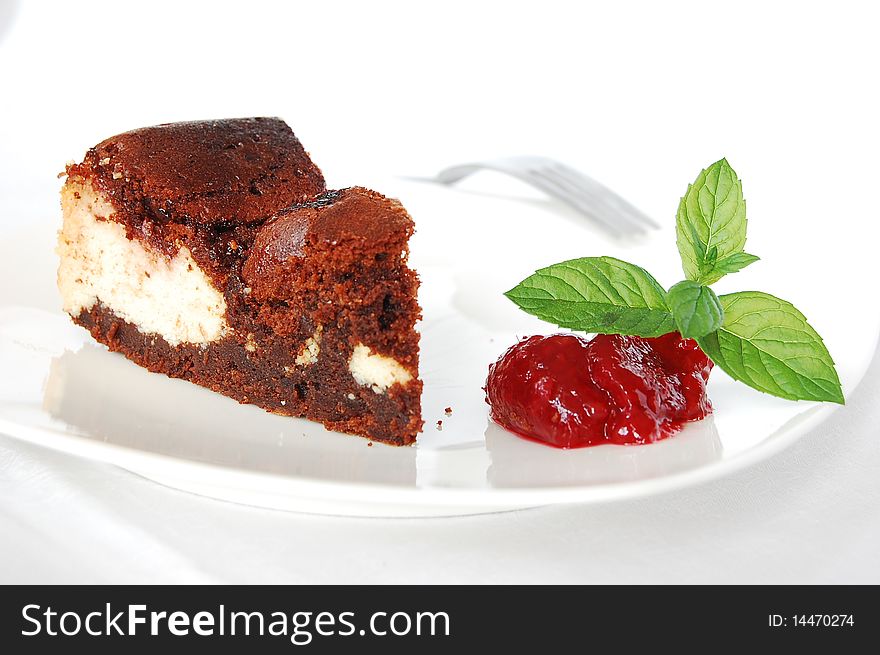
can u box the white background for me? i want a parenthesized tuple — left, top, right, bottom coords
(1, 0, 878, 582)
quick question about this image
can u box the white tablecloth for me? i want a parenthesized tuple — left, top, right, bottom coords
(2, 0, 879, 584)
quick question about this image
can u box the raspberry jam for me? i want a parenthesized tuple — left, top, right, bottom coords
(484, 332, 713, 448)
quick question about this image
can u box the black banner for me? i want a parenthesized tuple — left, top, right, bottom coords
(0, 586, 872, 652)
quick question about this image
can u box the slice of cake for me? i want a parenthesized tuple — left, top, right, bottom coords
(57, 118, 423, 444)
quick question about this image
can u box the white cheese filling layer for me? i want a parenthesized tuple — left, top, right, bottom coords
(57, 181, 230, 346)
(349, 343, 413, 394)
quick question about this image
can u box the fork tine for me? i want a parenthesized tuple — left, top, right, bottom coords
(531, 166, 648, 235)
(551, 165, 655, 232)
(547, 173, 649, 235)
(551, 163, 662, 230)
(552, 162, 659, 229)
(526, 168, 628, 236)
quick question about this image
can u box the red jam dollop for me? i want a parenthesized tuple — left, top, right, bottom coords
(485, 332, 713, 448)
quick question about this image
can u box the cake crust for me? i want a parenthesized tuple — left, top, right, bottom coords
(67, 117, 326, 227)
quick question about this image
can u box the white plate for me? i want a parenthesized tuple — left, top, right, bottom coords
(1, 177, 877, 516)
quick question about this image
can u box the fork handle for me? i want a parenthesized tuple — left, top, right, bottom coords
(434, 164, 487, 185)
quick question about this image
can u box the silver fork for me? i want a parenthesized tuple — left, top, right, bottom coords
(431, 155, 659, 237)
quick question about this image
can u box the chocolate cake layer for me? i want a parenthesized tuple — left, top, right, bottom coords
(58, 118, 423, 444)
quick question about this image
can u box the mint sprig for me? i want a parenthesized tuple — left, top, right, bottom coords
(505, 158, 844, 405)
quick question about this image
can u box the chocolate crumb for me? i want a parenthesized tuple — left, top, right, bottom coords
(444, 406, 453, 416)
(436, 420, 443, 430)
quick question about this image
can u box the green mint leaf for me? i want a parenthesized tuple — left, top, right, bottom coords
(697, 291, 844, 404)
(505, 256, 675, 337)
(710, 251, 760, 277)
(688, 222, 708, 263)
(676, 158, 748, 285)
(666, 280, 724, 338)
(705, 246, 719, 266)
